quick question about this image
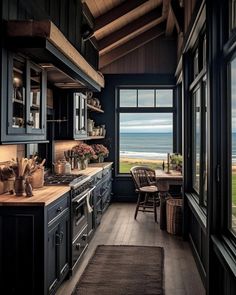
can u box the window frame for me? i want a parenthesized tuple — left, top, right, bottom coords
(116, 86, 176, 176)
(189, 29, 208, 209)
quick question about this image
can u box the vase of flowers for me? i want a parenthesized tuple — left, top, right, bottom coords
(91, 144, 109, 163)
(72, 143, 95, 170)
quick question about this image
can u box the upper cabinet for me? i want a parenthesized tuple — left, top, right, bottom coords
(74, 93, 88, 138)
(54, 91, 88, 140)
(1, 53, 47, 143)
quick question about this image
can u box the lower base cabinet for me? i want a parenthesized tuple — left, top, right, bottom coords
(92, 164, 113, 228)
(48, 209, 70, 294)
(0, 191, 70, 295)
(0, 165, 113, 295)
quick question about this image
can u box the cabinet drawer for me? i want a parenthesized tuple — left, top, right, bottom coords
(94, 171, 103, 183)
(102, 166, 112, 177)
(48, 195, 69, 224)
(72, 225, 88, 268)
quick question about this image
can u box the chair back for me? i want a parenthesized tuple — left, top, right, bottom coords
(130, 166, 157, 190)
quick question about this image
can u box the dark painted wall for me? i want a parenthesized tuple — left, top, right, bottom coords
(96, 74, 177, 201)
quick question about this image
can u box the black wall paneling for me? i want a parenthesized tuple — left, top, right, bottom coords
(2, 0, 83, 54)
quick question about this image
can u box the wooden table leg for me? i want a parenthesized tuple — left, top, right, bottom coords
(159, 191, 168, 230)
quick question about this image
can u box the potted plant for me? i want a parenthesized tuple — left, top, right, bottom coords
(91, 144, 109, 163)
(170, 153, 183, 173)
(72, 143, 95, 169)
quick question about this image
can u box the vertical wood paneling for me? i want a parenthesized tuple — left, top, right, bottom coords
(101, 37, 176, 74)
(68, 0, 76, 45)
(49, 0, 59, 27)
(75, 0, 82, 51)
(8, 0, 17, 19)
(59, 0, 68, 38)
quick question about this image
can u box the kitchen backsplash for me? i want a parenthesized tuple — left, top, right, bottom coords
(54, 140, 82, 162)
(0, 145, 25, 162)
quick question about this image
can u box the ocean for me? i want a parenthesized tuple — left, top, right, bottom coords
(120, 133, 173, 160)
(120, 133, 236, 163)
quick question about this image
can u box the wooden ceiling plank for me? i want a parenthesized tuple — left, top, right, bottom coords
(98, 7, 162, 53)
(94, 0, 148, 32)
(99, 23, 165, 69)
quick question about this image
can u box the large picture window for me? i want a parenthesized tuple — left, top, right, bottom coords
(118, 88, 174, 174)
(191, 79, 207, 206)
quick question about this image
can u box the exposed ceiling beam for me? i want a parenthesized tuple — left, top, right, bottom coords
(170, 0, 184, 33)
(162, 0, 171, 18)
(82, 2, 94, 28)
(98, 7, 163, 55)
(94, 0, 148, 33)
(99, 23, 165, 69)
(166, 6, 175, 36)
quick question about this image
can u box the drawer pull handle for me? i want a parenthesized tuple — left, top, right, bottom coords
(81, 234, 87, 241)
(57, 207, 63, 213)
(76, 243, 81, 250)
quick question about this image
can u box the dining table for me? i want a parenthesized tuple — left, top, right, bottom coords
(155, 169, 183, 230)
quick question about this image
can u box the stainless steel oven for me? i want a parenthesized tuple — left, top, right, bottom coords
(44, 173, 94, 272)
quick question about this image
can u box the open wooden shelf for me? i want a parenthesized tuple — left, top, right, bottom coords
(87, 136, 105, 140)
(87, 104, 104, 113)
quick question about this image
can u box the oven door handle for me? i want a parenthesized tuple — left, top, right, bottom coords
(73, 186, 96, 203)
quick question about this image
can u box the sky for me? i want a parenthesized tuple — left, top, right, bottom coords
(119, 89, 173, 133)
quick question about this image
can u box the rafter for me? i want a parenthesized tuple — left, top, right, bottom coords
(170, 0, 184, 33)
(166, 6, 175, 36)
(99, 23, 165, 69)
(94, 0, 148, 33)
(98, 7, 163, 55)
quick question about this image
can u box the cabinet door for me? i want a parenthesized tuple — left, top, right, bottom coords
(58, 212, 70, 279)
(8, 54, 27, 134)
(5, 53, 46, 142)
(74, 93, 87, 137)
(27, 62, 46, 135)
(47, 211, 70, 295)
(48, 222, 60, 294)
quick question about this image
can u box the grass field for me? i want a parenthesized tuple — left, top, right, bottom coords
(232, 174, 236, 216)
(119, 161, 162, 174)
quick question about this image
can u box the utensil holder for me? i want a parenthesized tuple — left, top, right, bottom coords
(14, 177, 25, 196)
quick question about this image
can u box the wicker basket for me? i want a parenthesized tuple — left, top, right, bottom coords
(166, 198, 183, 235)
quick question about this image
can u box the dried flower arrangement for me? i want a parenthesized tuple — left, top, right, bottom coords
(72, 143, 96, 160)
(91, 144, 109, 158)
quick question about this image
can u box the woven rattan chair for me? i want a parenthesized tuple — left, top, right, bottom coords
(130, 166, 160, 222)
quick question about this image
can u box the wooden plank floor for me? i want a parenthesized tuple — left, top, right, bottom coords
(56, 203, 205, 295)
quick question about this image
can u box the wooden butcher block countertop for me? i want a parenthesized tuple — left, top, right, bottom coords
(71, 162, 113, 177)
(0, 163, 112, 207)
(0, 186, 70, 207)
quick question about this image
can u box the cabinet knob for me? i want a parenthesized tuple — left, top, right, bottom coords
(27, 120, 34, 126)
(75, 243, 81, 250)
(81, 234, 87, 241)
(57, 207, 63, 213)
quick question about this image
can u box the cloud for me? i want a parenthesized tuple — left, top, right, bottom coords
(120, 113, 173, 133)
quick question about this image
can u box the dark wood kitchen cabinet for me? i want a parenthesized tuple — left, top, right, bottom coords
(92, 164, 113, 228)
(54, 91, 88, 140)
(0, 191, 70, 295)
(48, 207, 70, 295)
(1, 52, 47, 143)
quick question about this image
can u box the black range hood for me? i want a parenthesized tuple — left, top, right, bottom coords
(6, 20, 104, 92)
